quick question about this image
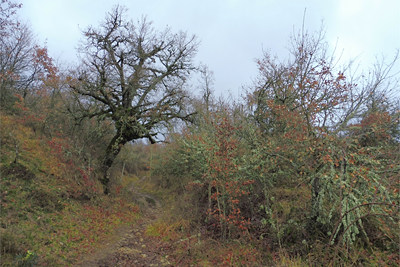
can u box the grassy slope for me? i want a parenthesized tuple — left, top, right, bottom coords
(0, 114, 140, 266)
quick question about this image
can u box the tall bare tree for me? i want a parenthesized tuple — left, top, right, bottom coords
(0, 1, 46, 109)
(69, 6, 199, 194)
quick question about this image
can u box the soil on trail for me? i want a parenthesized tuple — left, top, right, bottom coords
(74, 177, 170, 267)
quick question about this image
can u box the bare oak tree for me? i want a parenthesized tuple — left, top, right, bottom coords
(69, 6, 199, 194)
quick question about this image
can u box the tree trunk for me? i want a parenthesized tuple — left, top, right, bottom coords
(308, 176, 321, 233)
(309, 150, 323, 233)
(101, 133, 128, 194)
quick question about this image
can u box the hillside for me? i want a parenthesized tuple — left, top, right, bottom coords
(1, 102, 399, 266)
(1, 2, 399, 266)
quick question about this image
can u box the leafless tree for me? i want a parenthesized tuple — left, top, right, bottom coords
(0, 1, 49, 109)
(69, 6, 199, 194)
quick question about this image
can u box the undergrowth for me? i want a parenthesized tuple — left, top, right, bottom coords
(143, 166, 400, 266)
(0, 113, 140, 266)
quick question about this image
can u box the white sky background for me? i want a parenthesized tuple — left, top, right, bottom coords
(19, 0, 400, 99)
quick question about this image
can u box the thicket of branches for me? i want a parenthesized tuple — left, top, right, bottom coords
(152, 27, 400, 265)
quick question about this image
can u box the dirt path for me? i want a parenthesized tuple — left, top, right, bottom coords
(74, 177, 171, 267)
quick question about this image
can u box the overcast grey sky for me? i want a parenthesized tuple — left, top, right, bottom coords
(19, 0, 400, 98)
